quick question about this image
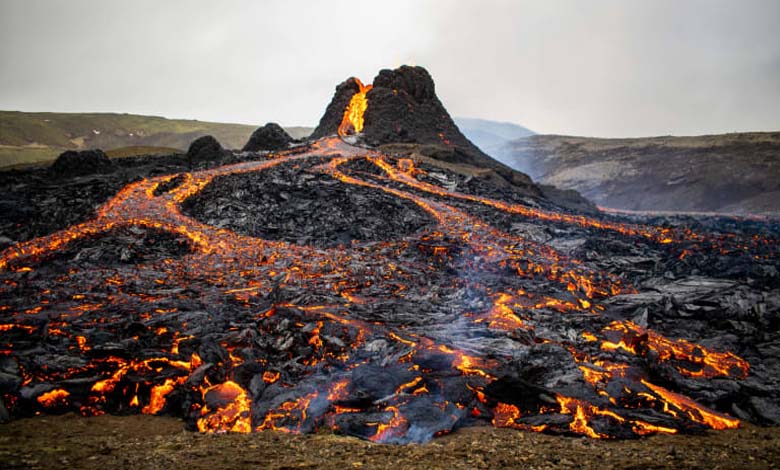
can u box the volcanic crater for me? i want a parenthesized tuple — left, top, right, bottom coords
(0, 66, 779, 446)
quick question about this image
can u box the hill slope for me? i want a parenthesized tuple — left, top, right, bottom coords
(0, 111, 312, 168)
(502, 132, 780, 215)
(453, 117, 533, 161)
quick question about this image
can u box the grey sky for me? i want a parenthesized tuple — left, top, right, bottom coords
(1, 0, 778, 137)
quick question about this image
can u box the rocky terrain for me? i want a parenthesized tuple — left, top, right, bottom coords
(499, 132, 780, 215)
(0, 66, 778, 465)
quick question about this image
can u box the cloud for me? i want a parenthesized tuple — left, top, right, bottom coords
(1, 0, 778, 136)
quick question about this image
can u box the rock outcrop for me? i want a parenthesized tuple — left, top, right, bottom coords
(50, 149, 113, 177)
(242, 123, 293, 152)
(186, 135, 226, 166)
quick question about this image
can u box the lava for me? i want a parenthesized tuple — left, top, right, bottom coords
(0, 131, 769, 443)
(600, 320, 749, 379)
(197, 381, 252, 433)
(338, 78, 372, 136)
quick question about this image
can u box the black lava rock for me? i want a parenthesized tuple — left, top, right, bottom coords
(311, 66, 543, 198)
(50, 149, 113, 177)
(242, 123, 293, 152)
(362, 66, 495, 167)
(187, 135, 226, 166)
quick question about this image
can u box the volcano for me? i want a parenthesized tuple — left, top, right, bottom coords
(0, 66, 778, 444)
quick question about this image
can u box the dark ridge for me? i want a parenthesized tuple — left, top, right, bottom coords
(50, 149, 113, 178)
(186, 135, 226, 166)
(181, 158, 434, 248)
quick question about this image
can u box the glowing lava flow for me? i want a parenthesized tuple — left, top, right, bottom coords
(338, 78, 372, 136)
(0, 134, 763, 442)
(368, 156, 688, 244)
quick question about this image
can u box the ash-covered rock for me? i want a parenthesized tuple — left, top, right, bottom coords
(242, 123, 293, 152)
(50, 149, 113, 177)
(362, 67, 466, 149)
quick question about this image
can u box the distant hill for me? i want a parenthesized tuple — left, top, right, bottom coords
(453, 117, 534, 162)
(502, 132, 780, 215)
(0, 111, 313, 168)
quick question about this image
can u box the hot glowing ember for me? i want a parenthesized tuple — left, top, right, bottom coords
(37, 389, 70, 408)
(197, 381, 252, 433)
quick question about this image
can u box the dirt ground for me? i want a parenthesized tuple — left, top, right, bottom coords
(1, 414, 778, 469)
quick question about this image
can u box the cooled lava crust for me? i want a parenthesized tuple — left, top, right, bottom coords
(1, 135, 779, 444)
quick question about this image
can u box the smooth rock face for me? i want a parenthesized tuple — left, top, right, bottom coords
(242, 123, 293, 152)
(50, 149, 113, 177)
(186, 135, 226, 165)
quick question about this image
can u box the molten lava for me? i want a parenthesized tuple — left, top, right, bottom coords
(338, 78, 372, 136)
(0, 131, 772, 443)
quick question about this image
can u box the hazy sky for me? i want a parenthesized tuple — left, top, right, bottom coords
(1, 0, 779, 137)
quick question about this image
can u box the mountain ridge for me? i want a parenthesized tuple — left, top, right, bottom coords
(0, 110, 313, 168)
(501, 131, 780, 215)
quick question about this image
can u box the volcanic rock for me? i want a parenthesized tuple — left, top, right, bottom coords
(312, 66, 555, 201)
(50, 149, 113, 177)
(3, 68, 780, 445)
(312, 66, 487, 160)
(539, 184, 599, 214)
(310, 78, 363, 140)
(186, 135, 226, 166)
(362, 66, 462, 148)
(242, 123, 293, 152)
(181, 157, 433, 248)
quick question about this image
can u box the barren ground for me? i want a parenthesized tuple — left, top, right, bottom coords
(1, 414, 778, 469)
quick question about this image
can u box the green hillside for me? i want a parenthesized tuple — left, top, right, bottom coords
(0, 111, 312, 168)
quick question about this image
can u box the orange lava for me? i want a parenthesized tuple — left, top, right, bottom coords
(0, 134, 758, 440)
(338, 78, 372, 136)
(641, 380, 740, 430)
(601, 320, 749, 379)
(37, 389, 70, 408)
(197, 381, 252, 433)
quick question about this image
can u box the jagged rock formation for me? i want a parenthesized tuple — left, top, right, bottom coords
(243, 123, 293, 152)
(49, 149, 113, 177)
(4, 135, 779, 442)
(186, 135, 226, 166)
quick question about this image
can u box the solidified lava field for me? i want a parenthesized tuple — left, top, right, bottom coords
(1, 136, 779, 444)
